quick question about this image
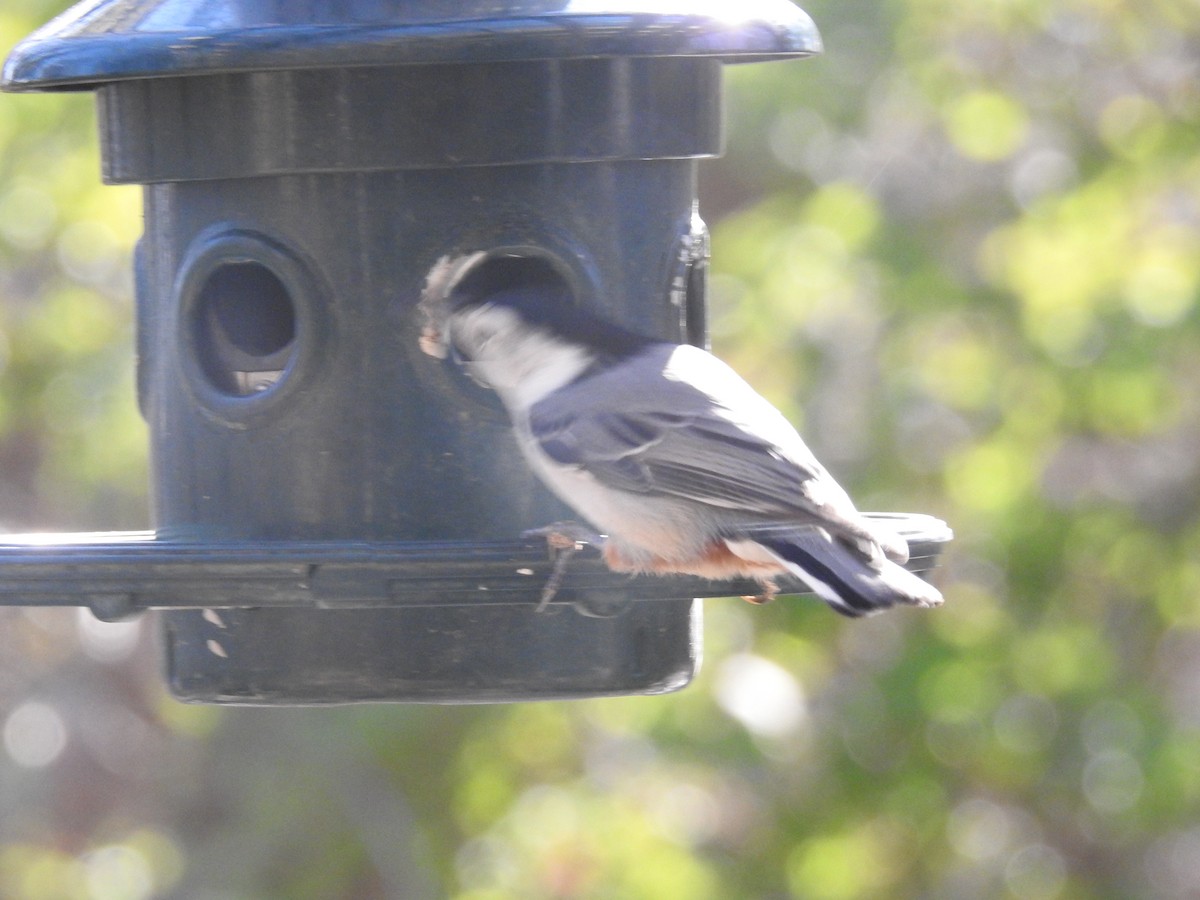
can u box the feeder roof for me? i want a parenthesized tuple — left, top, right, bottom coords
(2, 0, 821, 92)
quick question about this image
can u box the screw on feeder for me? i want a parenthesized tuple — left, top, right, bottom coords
(0, 0, 949, 704)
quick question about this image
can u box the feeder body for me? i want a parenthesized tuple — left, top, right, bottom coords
(2, 0, 823, 703)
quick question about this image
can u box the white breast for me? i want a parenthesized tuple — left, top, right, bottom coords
(514, 426, 714, 563)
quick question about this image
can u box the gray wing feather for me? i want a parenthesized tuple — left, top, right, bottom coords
(527, 346, 835, 519)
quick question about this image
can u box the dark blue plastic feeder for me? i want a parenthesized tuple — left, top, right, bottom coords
(2, 1, 949, 704)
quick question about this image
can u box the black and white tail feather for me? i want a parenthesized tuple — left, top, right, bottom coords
(730, 524, 942, 617)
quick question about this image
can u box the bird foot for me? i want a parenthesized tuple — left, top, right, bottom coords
(741, 578, 779, 605)
(522, 521, 605, 553)
(522, 522, 605, 612)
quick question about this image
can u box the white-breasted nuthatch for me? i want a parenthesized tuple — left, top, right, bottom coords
(423, 258, 943, 617)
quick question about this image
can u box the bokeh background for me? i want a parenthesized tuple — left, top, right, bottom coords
(1, 0, 1198, 897)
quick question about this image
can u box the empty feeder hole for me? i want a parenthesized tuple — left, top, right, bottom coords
(194, 261, 297, 396)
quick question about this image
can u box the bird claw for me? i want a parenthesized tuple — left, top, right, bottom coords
(522, 521, 604, 554)
(522, 522, 605, 612)
(741, 578, 779, 605)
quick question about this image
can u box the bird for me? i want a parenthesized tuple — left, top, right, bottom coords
(423, 257, 944, 618)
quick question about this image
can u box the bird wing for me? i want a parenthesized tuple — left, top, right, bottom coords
(526, 344, 846, 523)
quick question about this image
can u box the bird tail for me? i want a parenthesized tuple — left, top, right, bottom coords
(728, 526, 944, 618)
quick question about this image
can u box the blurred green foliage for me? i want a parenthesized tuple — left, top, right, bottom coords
(0, 6, 146, 531)
(1, 0, 1199, 898)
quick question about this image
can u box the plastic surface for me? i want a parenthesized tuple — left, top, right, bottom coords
(0, 514, 953, 620)
(119, 37, 729, 701)
(2, 0, 821, 91)
(134, 149, 717, 702)
(96, 57, 723, 183)
(0, 514, 950, 704)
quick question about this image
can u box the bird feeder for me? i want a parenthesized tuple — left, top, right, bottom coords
(1, 0, 950, 703)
